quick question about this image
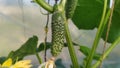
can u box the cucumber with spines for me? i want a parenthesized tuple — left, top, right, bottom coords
(51, 4, 65, 57)
(65, 0, 78, 19)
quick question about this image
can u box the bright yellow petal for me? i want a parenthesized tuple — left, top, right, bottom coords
(12, 60, 32, 68)
(2, 58, 12, 67)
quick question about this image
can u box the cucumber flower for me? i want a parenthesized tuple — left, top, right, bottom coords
(0, 58, 32, 68)
(11, 60, 32, 68)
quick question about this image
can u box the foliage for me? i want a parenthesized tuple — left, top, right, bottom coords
(7, 36, 38, 63)
(0, 0, 120, 68)
(72, 0, 120, 43)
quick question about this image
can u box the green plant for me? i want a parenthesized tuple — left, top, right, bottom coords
(35, 0, 120, 67)
(0, 0, 120, 68)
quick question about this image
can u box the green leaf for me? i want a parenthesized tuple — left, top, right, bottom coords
(79, 46, 101, 60)
(7, 36, 38, 62)
(72, 0, 120, 43)
(37, 42, 51, 52)
(72, 0, 104, 29)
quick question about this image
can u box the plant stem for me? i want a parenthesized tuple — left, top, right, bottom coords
(60, 0, 79, 67)
(35, 0, 53, 13)
(36, 52, 42, 64)
(85, 0, 108, 67)
(92, 37, 120, 68)
(64, 20, 79, 68)
(100, 0, 115, 67)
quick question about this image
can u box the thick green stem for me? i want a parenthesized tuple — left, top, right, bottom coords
(35, 52, 42, 64)
(59, 0, 79, 67)
(92, 37, 120, 68)
(35, 0, 53, 13)
(64, 20, 79, 68)
(85, 0, 108, 68)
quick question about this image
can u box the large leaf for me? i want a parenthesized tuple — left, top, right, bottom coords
(7, 36, 38, 62)
(72, 0, 104, 29)
(72, 0, 120, 43)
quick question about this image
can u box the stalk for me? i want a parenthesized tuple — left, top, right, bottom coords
(35, 53, 42, 64)
(34, 0, 53, 13)
(64, 20, 79, 68)
(85, 0, 108, 67)
(63, 0, 79, 67)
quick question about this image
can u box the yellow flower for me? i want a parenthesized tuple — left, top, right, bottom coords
(0, 58, 32, 68)
(12, 60, 32, 68)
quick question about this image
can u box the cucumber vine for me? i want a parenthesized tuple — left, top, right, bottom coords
(33, 0, 120, 68)
(0, 0, 120, 68)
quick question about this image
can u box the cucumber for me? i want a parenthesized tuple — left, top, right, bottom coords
(51, 5, 65, 57)
(65, 0, 78, 19)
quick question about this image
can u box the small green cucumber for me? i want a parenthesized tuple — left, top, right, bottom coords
(65, 0, 78, 19)
(51, 5, 65, 57)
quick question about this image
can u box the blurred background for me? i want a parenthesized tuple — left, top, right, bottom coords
(0, 0, 120, 68)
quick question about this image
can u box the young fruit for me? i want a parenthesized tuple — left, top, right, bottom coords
(65, 0, 78, 19)
(51, 5, 65, 57)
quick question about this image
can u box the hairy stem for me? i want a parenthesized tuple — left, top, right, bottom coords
(64, 20, 79, 68)
(85, 0, 108, 67)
